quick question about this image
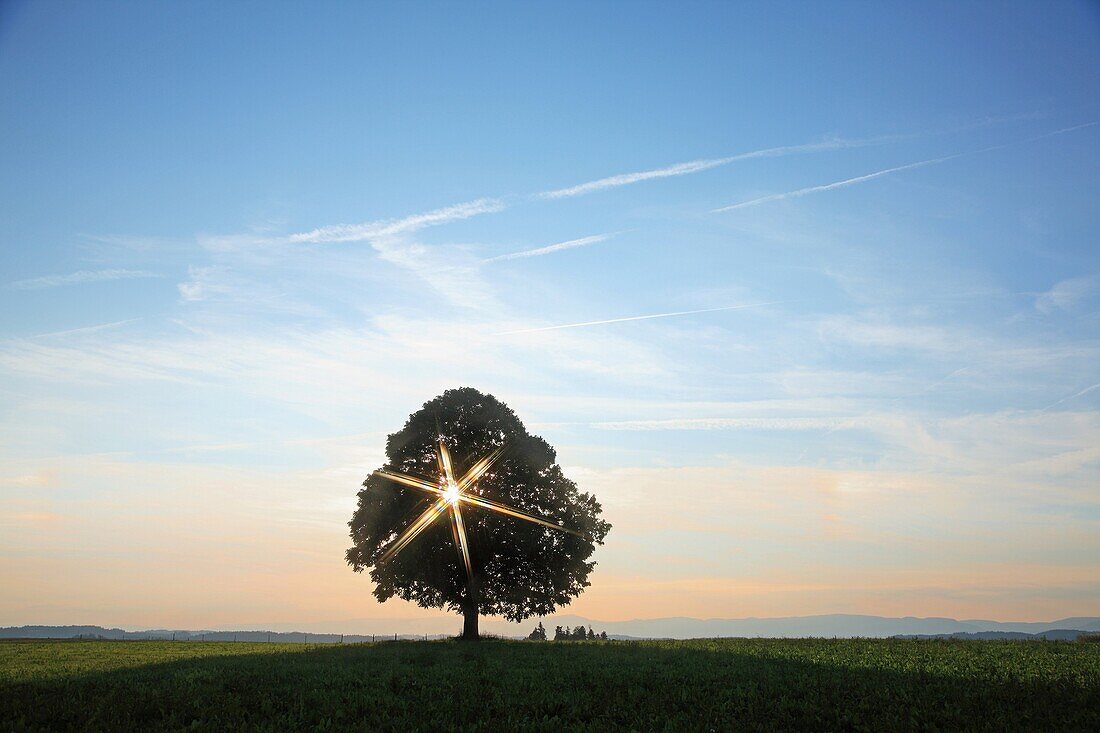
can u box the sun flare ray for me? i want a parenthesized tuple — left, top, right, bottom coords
(378, 496, 449, 565)
(376, 469, 444, 496)
(459, 493, 583, 535)
(457, 445, 506, 490)
(438, 442, 457, 484)
(375, 439, 581, 576)
(452, 503, 473, 578)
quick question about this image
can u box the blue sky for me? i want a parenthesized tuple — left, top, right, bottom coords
(1, 1, 1099, 631)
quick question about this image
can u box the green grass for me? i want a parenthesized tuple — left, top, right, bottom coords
(2, 638, 1098, 731)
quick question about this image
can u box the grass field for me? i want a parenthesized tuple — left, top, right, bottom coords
(2, 638, 1098, 731)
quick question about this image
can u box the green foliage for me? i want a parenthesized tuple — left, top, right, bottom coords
(3, 638, 1098, 731)
(550, 625, 604, 641)
(346, 389, 610, 625)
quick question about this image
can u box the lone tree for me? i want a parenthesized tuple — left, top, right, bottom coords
(347, 388, 610, 639)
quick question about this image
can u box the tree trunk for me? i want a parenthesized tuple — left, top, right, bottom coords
(461, 576, 479, 640)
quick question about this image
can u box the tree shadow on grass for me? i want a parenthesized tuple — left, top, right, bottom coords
(2, 638, 1098, 732)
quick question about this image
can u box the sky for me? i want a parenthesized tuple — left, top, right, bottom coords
(1, 1, 1099, 633)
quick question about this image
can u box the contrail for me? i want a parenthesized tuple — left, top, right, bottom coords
(1042, 382, 1100, 411)
(535, 115, 1051, 201)
(289, 198, 505, 243)
(493, 302, 780, 336)
(482, 232, 621, 263)
(714, 155, 959, 211)
(592, 416, 864, 431)
(714, 121, 1098, 212)
(536, 138, 876, 200)
(23, 318, 142, 341)
(7, 269, 162, 290)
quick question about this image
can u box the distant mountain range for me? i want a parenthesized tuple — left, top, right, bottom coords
(520, 614, 1100, 640)
(0, 626, 443, 643)
(4, 614, 1099, 641)
(894, 630, 1093, 641)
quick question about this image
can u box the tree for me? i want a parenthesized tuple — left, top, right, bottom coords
(554, 625, 565, 641)
(572, 625, 587, 640)
(528, 621, 547, 641)
(347, 388, 611, 640)
(587, 627, 595, 640)
(600, 631, 608, 641)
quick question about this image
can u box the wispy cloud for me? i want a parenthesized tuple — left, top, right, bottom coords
(1035, 276, 1095, 314)
(277, 199, 511, 310)
(369, 236, 492, 309)
(714, 122, 1098, 212)
(494, 302, 779, 336)
(536, 139, 871, 199)
(817, 314, 963, 353)
(288, 198, 506, 244)
(7, 269, 162, 290)
(482, 232, 621, 263)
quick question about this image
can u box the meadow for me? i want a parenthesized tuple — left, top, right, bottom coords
(2, 637, 1097, 731)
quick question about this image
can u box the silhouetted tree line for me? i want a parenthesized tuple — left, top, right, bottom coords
(526, 621, 607, 640)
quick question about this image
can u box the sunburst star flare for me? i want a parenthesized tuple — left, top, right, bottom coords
(374, 440, 581, 574)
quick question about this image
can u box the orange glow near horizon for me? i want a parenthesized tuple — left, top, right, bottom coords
(3, 455, 1097, 630)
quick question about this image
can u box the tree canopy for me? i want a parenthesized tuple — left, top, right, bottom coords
(347, 388, 610, 638)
